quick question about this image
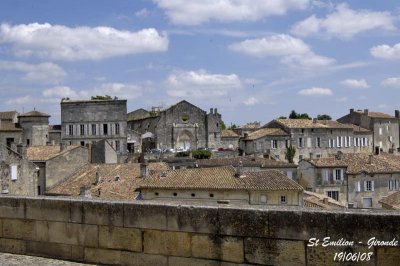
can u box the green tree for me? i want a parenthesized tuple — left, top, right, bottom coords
(299, 113, 311, 120)
(229, 123, 237, 129)
(288, 110, 311, 120)
(285, 145, 296, 164)
(91, 95, 112, 100)
(316, 114, 332, 120)
(220, 121, 227, 130)
(278, 116, 287, 119)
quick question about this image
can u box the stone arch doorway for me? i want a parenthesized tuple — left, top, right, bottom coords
(176, 130, 194, 150)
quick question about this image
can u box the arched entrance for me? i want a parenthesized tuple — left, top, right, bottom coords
(176, 130, 194, 150)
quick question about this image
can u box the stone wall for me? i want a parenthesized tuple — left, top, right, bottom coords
(0, 196, 399, 265)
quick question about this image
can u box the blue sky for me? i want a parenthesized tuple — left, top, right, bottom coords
(1, 0, 400, 125)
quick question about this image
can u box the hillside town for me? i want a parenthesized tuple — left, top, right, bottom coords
(1, 98, 400, 210)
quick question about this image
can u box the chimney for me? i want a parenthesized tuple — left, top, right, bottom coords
(214, 108, 218, 115)
(312, 118, 317, 124)
(368, 154, 373, 164)
(94, 169, 101, 185)
(140, 162, 149, 178)
(323, 197, 329, 205)
(336, 151, 342, 160)
(210, 108, 214, 114)
(350, 108, 354, 114)
(395, 110, 400, 119)
(236, 161, 245, 178)
(364, 109, 369, 115)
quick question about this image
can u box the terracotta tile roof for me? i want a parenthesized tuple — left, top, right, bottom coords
(238, 123, 260, 129)
(303, 191, 346, 209)
(343, 123, 371, 133)
(196, 156, 296, 169)
(379, 191, 400, 210)
(18, 110, 50, 117)
(127, 108, 151, 121)
(0, 121, 22, 132)
(275, 119, 352, 129)
(354, 110, 395, 119)
(305, 153, 400, 174)
(221, 129, 239, 138)
(27, 145, 80, 161)
(244, 128, 289, 140)
(139, 166, 303, 191)
(0, 111, 17, 120)
(48, 162, 169, 200)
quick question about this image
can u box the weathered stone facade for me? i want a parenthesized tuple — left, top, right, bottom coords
(338, 109, 400, 153)
(0, 144, 38, 196)
(18, 111, 50, 147)
(128, 101, 222, 150)
(61, 99, 127, 155)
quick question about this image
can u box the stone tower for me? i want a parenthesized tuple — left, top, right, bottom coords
(18, 110, 50, 146)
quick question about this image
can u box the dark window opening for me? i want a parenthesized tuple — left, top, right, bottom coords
(191, 193, 195, 197)
(80, 141, 85, 146)
(209, 193, 214, 198)
(6, 138, 14, 148)
(173, 193, 177, 196)
(103, 124, 108, 135)
(27, 139, 30, 146)
(155, 192, 159, 196)
(37, 186, 41, 195)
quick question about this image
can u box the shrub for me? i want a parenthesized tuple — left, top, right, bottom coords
(192, 150, 212, 159)
(175, 151, 190, 157)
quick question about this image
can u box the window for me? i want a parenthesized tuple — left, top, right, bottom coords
(301, 129, 304, 133)
(327, 191, 339, 201)
(379, 127, 382, 135)
(337, 136, 342, 148)
(27, 139, 30, 146)
(387, 125, 390, 131)
(68, 125, 74, 136)
(355, 181, 361, 192)
(80, 124, 85, 135)
(395, 180, 399, 190)
(115, 123, 120, 135)
(260, 195, 267, 204)
(10, 165, 17, 181)
(271, 140, 278, 149)
(347, 136, 352, 147)
(280, 195, 287, 204)
(306, 137, 311, 148)
(322, 169, 329, 184)
(80, 141, 85, 146)
(6, 138, 14, 148)
(191, 193, 195, 197)
(389, 136, 393, 142)
(214, 132, 217, 139)
(209, 193, 214, 198)
(173, 192, 177, 197)
(355, 138, 359, 147)
(115, 140, 120, 152)
(364, 180, 374, 191)
(103, 124, 108, 135)
(334, 169, 343, 181)
(328, 139, 333, 148)
(298, 138, 303, 148)
(155, 192, 159, 196)
(299, 155, 303, 161)
(388, 180, 394, 191)
(285, 140, 290, 148)
(316, 137, 321, 148)
(363, 197, 372, 208)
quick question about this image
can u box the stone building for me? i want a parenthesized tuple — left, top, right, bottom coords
(138, 166, 303, 206)
(0, 143, 39, 196)
(299, 152, 400, 208)
(61, 99, 127, 155)
(48, 125, 61, 145)
(337, 109, 400, 153)
(220, 129, 239, 150)
(232, 122, 261, 137)
(379, 191, 400, 210)
(18, 110, 50, 147)
(264, 119, 373, 164)
(0, 111, 22, 147)
(127, 100, 222, 150)
(26, 145, 89, 194)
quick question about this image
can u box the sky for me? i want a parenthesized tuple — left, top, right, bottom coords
(1, 0, 400, 125)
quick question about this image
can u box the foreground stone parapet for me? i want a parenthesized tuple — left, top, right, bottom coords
(0, 196, 399, 265)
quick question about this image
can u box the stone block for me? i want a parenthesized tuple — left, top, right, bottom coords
(71, 245, 84, 262)
(307, 244, 375, 266)
(191, 235, 244, 263)
(120, 251, 168, 266)
(26, 241, 72, 260)
(82, 200, 123, 226)
(218, 207, 268, 237)
(326, 212, 400, 243)
(84, 247, 121, 265)
(167, 205, 219, 234)
(0, 219, 2, 237)
(3, 219, 36, 240)
(37, 221, 98, 247)
(143, 230, 191, 257)
(244, 238, 305, 265)
(0, 197, 25, 219)
(70, 198, 83, 223)
(25, 198, 70, 222)
(99, 226, 141, 252)
(124, 202, 167, 230)
(0, 238, 26, 254)
(268, 210, 326, 240)
(168, 256, 220, 266)
(376, 247, 400, 266)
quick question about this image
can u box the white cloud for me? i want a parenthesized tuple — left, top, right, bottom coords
(298, 87, 333, 96)
(340, 79, 369, 89)
(135, 8, 149, 17)
(0, 60, 66, 83)
(229, 34, 334, 68)
(243, 96, 259, 106)
(381, 77, 400, 88)
(0, 23, 168, 61)
(6, 95, 31, 105)
(370, 43, 400, 60)
(166, 69, 242, 99)
(153, 0, 310, 26)
(42, 86, 82, 98)
(291, 3, 395, 39)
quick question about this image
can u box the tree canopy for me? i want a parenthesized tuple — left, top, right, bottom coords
(91, 95, 113, 100)
(316, 114, 332, 120)
(288, 110, 311, 120)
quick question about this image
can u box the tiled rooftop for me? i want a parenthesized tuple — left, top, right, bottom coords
(48, 162, 169, 200)
(379, 191, 400, 210)
(27, 145, 80, 161)
(0, 121, 22, 132)
(18, 110, 50, 117)
(221, 129, 239, 138)
(275, 119, 353, 129)
(139, 166, 303, 191)
(0, 111, 17, 120)
(196, 156, 296, 168)
(305, 153, 400, 174)
(354, 110, 395, 119)
(303, 191, 346, 209)
(244, 128, 289, 140)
